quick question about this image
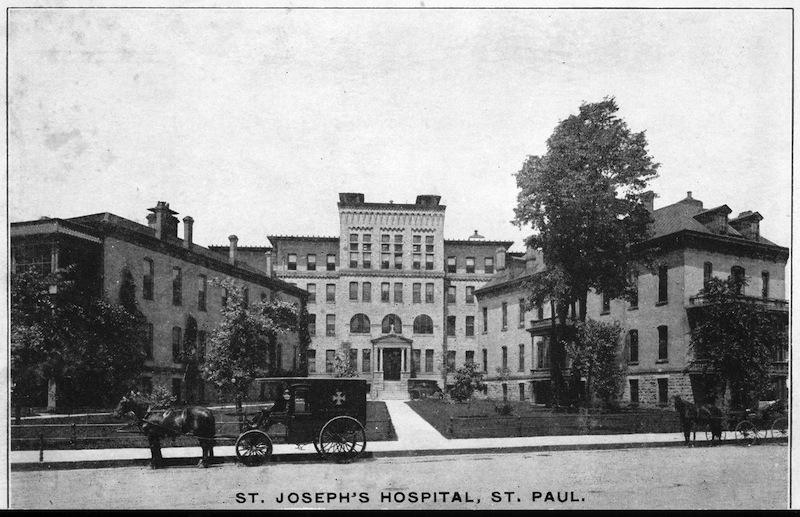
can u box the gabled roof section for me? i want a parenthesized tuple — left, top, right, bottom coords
(370, 334, 414, 345)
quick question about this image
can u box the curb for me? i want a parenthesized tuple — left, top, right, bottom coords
(10, 437, 787, 472)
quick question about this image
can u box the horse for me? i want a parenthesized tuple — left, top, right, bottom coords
(114, 394, 216, 469)
(673, 395, 723, 445)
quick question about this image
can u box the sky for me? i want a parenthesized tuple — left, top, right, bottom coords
(7, 8, 792, 252)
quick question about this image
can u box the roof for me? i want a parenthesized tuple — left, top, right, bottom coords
(444, 239, 515, 248)
(267, 235, 339, 243)
(475, 250, 546, 295)
(338, 201, 447, 212)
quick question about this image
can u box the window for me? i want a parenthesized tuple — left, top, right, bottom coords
(394, 282, 403, 303)
(482, 307, 488, 333)
(307, 254, 316, 271)
(362, 282, 371, 302)
(601, 292, 610, 314)
(197, 330, 206, 362)
(425, 235, 434, 252)
(657, 378, 668, 405)
(519, 383, 525, 401)
(171, 267, 182, 306)
(288, 253, 297, 271)
(307, 283, 316, 303)
(172, 326, 182, 362)
(308, 313, 316, 336)
(446, 350, 456, 372)
(629, 270, 639, 309)
(465, 316, 475, 336)
(394, 236, 403, 269)
(425, 350, 434, 372)
(413, 315, 434, 334)
(537, 303, 544, 320)
(466, 257, 475, 274)
(466, 350, 475, 365)
(350, 314, 370, 334)
(349, 252, 358, 269)
(425, 254, 434, 270)
(447, 256, 456, 273)
(501, 302, 508, 330)
(657, 265, 668, 304)
(484, 257, 494, 274)
(413, 235, 422, 251)
(381, 252, 390, 269)
(382, 314, 402, 334)
(362, 349, 371, 373)
(327, 254, 336, 271)
(466, 286, 475, 304)
(349, 349, 358, 370)
(628, 330, 639, 363)
(198, 274, 207, 311)
(413, 253, 421, 270)
(425, 283, 434, 303)
(394, 253, 403, 270)
(657, 325, 668, 361)
(349, 282, 358, 301)
(412, 349, 421, 373)
(537, 341, 545, 369)
(731, 266, 745, 294)
(362, 252, 372, 270)
(413, 283, 421, 303)
(447, 285, 456, 304)
(326, 314, 335, 336)
(482, 349, 488, 372)
(703, 262, 713, 285)
(629, 379, 639, 404)
(518, 344, 525, 372)
(519, 298, 525, 326)
(501, 346, 508, 370)
(307, 350, 316, 373)
(381, 283, 390, 302)
(142, 258, 154, 300)
(145, 323, 153, 359)
(446, 315, 456, 336)
(325, 350, 336, 373)
(762, 271, 770, 298)
(326, 284, 336, 303)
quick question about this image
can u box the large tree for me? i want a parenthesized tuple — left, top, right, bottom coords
(513, 98, 659, 405)
(689, 275, 786, 409)
(202, 279, 299, 412)
(567, 319, 626, 408)
(11, 266, 147, 412)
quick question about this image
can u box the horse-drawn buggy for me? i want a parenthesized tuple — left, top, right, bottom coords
(115, 377, 368, 469)
(674, 395, 788, 446)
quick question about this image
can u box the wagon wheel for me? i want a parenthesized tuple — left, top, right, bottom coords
(235, 429, 273, 466)
(771, 416, 789, 439)
(313, 438, 323, 457)
(735, 421, 759, 446)
(318, 416, 366, 464)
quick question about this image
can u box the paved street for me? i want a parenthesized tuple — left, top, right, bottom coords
(11, 444, 788, 509)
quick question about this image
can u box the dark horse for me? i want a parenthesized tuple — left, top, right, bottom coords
(673, 395, 723, 445)
(114, 394, 216, 468)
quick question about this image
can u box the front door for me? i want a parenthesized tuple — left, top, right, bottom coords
(383, 348, 401, 381)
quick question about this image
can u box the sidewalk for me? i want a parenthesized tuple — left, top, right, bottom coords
(10, 400, 773, 471)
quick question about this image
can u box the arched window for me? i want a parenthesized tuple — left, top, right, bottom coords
(382, 314, 402, 334)
(349, 314, 371, 334)
(413, 314, 434, 334)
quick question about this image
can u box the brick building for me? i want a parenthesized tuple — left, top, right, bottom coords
(218, 193, 511, 399)
(476, 192, 789, 406)
(11, 201, 307, 408)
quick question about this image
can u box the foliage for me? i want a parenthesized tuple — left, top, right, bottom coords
(688, 276, 786, 409)
(297, 303, 311, 374)
(333, 343, 359, 378)
(450, 361, 486, 402)
(11, 266, 147, 408)
(567, 319, 626, 407)
(202, 278, 299, 407)
(513, 98, 659, 403)
(131, 386, 176, 410)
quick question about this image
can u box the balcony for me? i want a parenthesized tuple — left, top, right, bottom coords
(527, 318, 576, 336)
(688, 294, 788, 312)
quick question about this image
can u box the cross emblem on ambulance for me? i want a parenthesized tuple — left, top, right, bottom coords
(332, 391, 346, 406)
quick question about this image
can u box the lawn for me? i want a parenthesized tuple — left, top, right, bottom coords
(11, 401, 395, 450)
(407, 398, 682, 439)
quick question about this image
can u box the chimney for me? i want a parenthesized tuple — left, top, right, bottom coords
(338, 193, 365, 205)
(229, 235, 238, 265)
(524, 246, 538, 272)
(265, 250, 274, 277)
(182, 216, 194, 249)
(147, 201, 179, 240)
(415, 195, 442, 207)
(641, 191, 655, 212)
(495, 247, 506, 272)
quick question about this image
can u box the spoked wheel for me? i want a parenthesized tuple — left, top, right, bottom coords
(735, 421, 759, 446)
(313, 438, 323, 457)
(318, 416, 367, 464)
(235, 430, 273, 466)
(771, 416, 789, 439)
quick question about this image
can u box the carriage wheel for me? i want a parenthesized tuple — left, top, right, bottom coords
(771, 416, 789, 439)
(313, 438, 323, 457)
(318, 416, 366, 464)
(735, 421, 759, 446)
(235, 430, 273, 466)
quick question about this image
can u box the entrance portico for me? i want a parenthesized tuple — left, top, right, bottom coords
(370, 334, 413, 399)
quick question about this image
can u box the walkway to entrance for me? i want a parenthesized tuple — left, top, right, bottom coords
(382, 400, 448, 447)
